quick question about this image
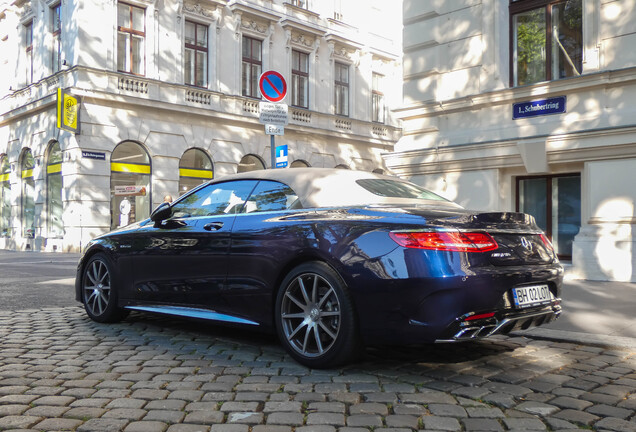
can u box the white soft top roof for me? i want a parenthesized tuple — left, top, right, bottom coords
(208, 168, 457, 209)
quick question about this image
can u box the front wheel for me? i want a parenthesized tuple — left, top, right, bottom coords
(81, 253, 128, 323)
(275, 262, 361, 368)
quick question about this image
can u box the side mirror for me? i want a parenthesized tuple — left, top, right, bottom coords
(151, 202, 172, 222)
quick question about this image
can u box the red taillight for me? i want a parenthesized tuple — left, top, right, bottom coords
(540, 234, 555, 252)
(389, 231, 498, 252)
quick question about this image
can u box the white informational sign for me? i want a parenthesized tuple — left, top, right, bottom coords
(265, 124, 284, 136)
(114, 185, 147, 196)
(259, 102, 289, 126)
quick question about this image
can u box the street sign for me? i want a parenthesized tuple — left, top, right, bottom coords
(259, 70, 287, 102)
(259, 102, 289, 126)
(275, 145, 288, 168)
(265, 124, 284, 136)
(513, 96, 566, 120)
(82, 151, 106, 160)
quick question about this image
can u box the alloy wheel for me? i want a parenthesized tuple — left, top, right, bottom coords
(280, 273, 342, 358)
(83, 258, 111, 317)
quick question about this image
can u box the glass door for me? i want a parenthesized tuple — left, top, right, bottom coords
(517, 174, 581, 259)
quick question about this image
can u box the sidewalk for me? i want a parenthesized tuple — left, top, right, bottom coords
(516, 268, 636, 350)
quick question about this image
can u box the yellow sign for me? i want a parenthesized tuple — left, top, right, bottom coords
(110, 162, 151, 174)
(57, 88, 80, 133)
(179, 168, 214, 179)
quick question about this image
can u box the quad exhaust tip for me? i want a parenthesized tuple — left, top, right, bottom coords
(436, 307, 562, 343)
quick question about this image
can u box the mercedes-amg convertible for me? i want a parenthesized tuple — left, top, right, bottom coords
(76, 168, 563, 368)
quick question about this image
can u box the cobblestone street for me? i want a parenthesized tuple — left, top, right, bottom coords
(0, 306, 634, 432)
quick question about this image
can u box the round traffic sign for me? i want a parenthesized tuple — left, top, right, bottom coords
(259, 71, 287, 103)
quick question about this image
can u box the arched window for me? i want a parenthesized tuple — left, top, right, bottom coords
(46, 142, 63, 237)
(110, 141, 151, 230)
(238, 154, 266, 173)
(20, 149, 35, 238)
(179, 148, 213, 196)
(290, 159, 310, 168)
(0, 155, 10, 237)
(372, 168, 385, 175)
(335, 164, 350, 170)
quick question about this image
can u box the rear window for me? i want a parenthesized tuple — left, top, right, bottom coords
(356, 179, 448, 201)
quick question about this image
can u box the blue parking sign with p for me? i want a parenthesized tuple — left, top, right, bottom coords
(275, 145, 288, 168)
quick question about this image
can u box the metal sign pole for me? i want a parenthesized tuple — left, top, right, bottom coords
(270, 135, 276, 169)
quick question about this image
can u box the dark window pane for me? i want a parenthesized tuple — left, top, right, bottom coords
(513, 7, 546, 86)
(172, 180, 256, 218)
(243, 181, 300, 213)
(238, 154, 266, 173)
(519, 178, 548, 231)
(1, 156, 11, 237)
(356, 179, 448, 201)
(117, 3, 129, 27)
(197, 23, 207, 47)
(185, 21, 195, 45)
(551, 0, 582, 79)
(553, 176, 580, 257)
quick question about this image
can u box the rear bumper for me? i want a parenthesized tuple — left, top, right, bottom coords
(434, 301, 562, 342)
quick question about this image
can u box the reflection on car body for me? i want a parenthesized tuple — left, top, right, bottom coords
(75, 168, 563, 368)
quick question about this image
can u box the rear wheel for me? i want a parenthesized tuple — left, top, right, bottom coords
(82, 253, 128, 323)
(275, 262, 361, 368)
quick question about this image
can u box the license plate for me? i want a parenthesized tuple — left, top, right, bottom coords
(512, 285, 553, 308)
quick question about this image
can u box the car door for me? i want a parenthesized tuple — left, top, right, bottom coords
(129, 180, 258, 309)
(225, 180, 305, 325)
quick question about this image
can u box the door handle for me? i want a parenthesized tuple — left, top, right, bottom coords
(203, 222, 224, 231)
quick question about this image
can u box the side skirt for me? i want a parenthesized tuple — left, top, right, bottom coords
(124, 305, 260, 326)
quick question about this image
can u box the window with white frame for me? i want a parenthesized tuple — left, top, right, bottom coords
(242, 36, 262, 98)
(372, 72, 385, 123)
(117, 2, 145, 75)
(292, 50, 309, 108)
(334, 62, 349, 116)
(51, 3, 62, 73)
(184, 20, 208, 87)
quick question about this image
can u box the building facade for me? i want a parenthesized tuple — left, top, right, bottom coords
(390, 0, 636, 282)
(0, 0, 402, 252)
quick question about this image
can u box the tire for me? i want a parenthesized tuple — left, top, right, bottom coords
(275, 262, 361, 368)
(81, 253, 128, 323)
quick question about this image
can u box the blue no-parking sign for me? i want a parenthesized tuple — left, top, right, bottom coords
(259, 71, 287, 103)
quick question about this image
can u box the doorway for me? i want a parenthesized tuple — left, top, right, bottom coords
(516, 173, 581, 259)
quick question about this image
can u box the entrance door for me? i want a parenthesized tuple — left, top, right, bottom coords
(110, 141, 151, 230)
(516, 174, 581, 259)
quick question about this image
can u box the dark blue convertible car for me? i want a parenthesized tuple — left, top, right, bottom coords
(76, 168, 563, 368)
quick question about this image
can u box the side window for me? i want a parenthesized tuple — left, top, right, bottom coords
(171, 180, 256, 218)
(242, 181, 301, 213)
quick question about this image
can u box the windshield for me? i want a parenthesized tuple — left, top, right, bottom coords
(356, 179, 449, 202)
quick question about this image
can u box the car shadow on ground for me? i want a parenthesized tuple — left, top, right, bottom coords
(103, 310, 519, 372)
